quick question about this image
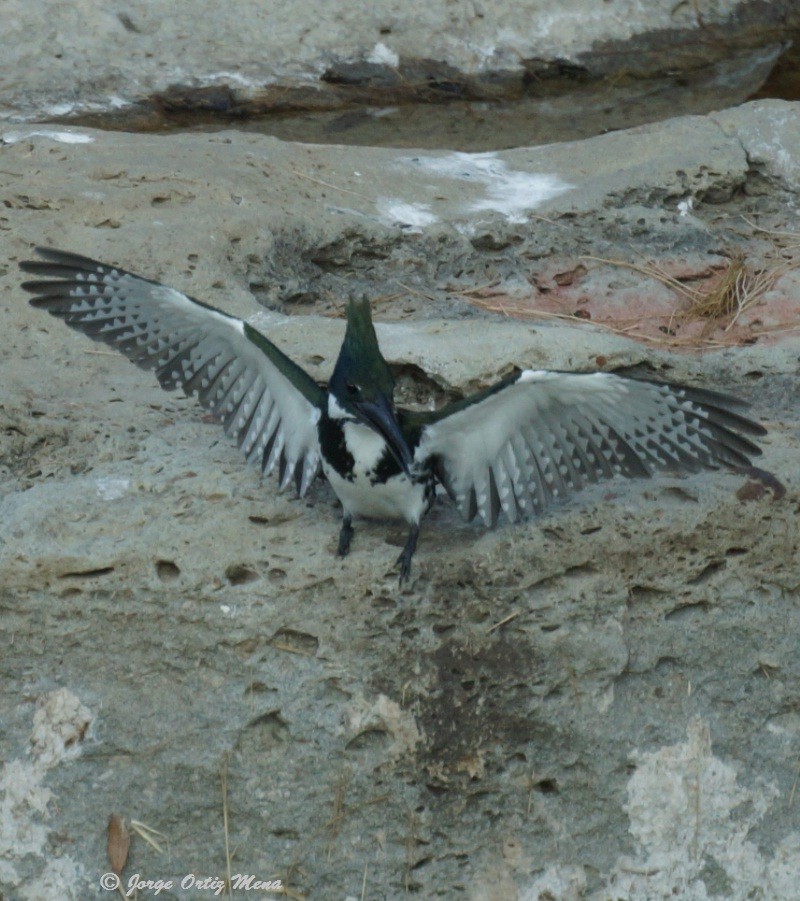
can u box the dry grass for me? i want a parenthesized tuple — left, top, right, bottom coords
(278, 775, 390, 898)
(680, 254, 750, 329)
(461, 247, 800, 350)
(740, 217, 800, 253)
(109, 818, 168, 900)
(584, 253, 797, 333)
(461, 292, 686, 347)
(129, 819, 168, 854)
(325, 772, 350, 860)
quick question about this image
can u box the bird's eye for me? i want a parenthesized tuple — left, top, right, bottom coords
(346, 383, 360, 397)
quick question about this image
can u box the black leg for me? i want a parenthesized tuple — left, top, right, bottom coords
(337, 514, 354, 557)
(396, 523, 420, 585)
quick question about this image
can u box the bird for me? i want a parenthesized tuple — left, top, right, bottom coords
(20, 247, 769, 584)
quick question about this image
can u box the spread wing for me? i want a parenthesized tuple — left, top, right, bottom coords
(20, 248, 325, 495)
(412, 369, 766, 526)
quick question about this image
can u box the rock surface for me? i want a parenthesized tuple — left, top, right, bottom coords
(0, 0, 776, 114)
(4, 0, 795, 175)
(1, 100, 799, 898)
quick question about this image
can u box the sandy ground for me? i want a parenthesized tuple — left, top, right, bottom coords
(1, 97, 799, 898)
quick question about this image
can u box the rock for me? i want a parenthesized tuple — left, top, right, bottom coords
(2, 0, 796, 129)
(1, 99, 798, 898)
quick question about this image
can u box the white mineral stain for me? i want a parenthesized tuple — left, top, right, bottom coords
(399, 151, 572, 223)
(96, 477, 130, 500)
(2, 129, 94, 144)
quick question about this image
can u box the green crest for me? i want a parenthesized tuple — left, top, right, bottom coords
(330, 296, 394, 402)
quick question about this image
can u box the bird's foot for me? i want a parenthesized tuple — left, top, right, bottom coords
(337, 515, 354, 557)
(396, 523, 420, 586)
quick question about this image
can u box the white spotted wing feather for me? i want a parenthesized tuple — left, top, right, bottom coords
(21, 249, 324, 495)
(416, 370, 765, 526)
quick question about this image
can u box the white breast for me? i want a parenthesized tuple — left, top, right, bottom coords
(322, 420, 428, 523)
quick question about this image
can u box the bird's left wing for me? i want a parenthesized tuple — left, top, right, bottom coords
(411, 369, 766, 526)
(20, 248, 325, 495)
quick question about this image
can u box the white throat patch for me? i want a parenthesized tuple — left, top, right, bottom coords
(327, 394, 355, 421)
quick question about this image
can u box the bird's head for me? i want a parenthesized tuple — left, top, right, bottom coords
(329, 296, 412, 476)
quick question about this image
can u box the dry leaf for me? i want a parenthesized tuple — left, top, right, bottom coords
(736, 481, 766, 502)
(107, 813, 131, 876)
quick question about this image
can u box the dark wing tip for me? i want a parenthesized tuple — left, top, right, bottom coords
(20, 249, 104, 307)
(678, 383, 767, 437)
(24, 246, 96, 262)
(20, 247, 118, 280)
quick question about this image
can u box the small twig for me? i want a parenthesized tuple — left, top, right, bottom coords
(447, 280, 503, 298)
(488, 611, 520, 633)
(290, 168, 374, 202)
(404, 811, 418, 892)
(394, 280, 439, 302)
(740, 216, 800, 245)
(220, 753, 234, 900)
(789, 761, 800, 807)
(526, 771, 536, 815)
(269, 641, 316, 657)
(692, 748, 702, 862)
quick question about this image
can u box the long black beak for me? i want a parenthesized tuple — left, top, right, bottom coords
(355, 394, 413, 477)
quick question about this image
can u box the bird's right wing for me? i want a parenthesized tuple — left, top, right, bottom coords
(411, 369, 766, 526)
(20, 248, 325, 495)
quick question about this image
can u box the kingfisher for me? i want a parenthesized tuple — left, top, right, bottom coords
(21, 248, 769, 584)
